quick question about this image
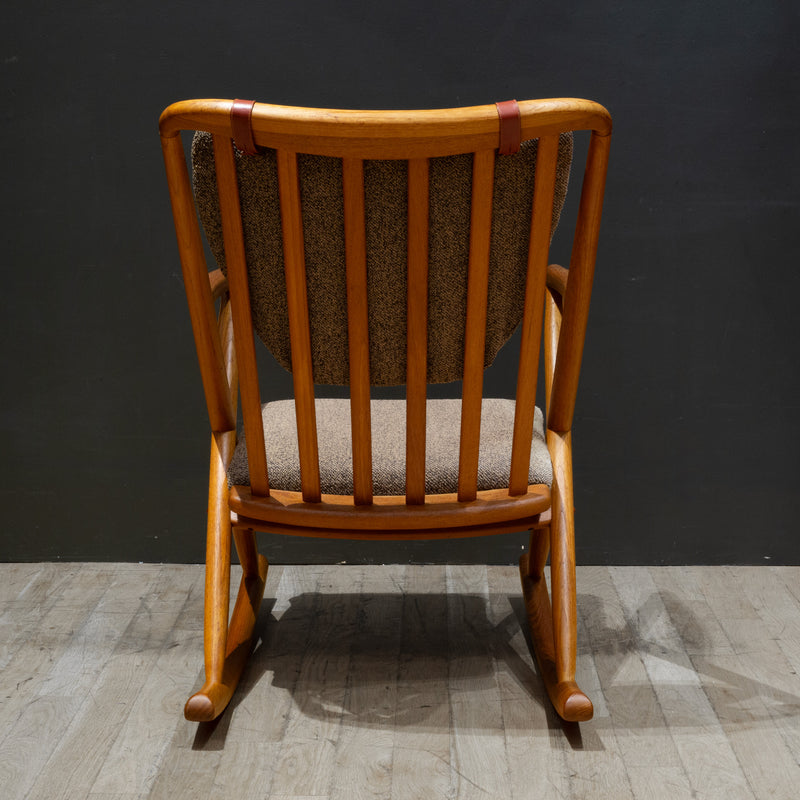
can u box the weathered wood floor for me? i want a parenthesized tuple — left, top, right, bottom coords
(1, 563, 799, 799)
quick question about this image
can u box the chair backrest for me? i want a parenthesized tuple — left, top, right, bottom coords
(190, 132, 573, 386)
(160, 98, 611, 507)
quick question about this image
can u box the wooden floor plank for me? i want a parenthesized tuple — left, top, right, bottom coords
(0, 694, 85, 799)
(1, 563, 799, 800)
(586, 566, 681, 777)
(0, 564, 148, 753)
(25, 566, 201, 800)
(1, 562, 81, 610)
(223, 564, 322, 747)
(0, 562, 47, 605)
(267, 566, 365, 798)
(0, 562, 111, 674)
(446, 564, 511, 799)
(85, 566, 205, 797)
(613, 567, 755, 799)
(210, 741, 282, 799)
(390, 564, 451, 800)
(483, 565, 573, 800)
(330, 566, 404, 800)
(693, 566, 800, 798)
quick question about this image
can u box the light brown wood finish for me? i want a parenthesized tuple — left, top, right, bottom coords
(208, 268, 228, 301)
(159, 97, 611, 157)
(183, 430, 230, 720)
(160, 135, 235, 434)
(230, 483, 550, 530)
(277, 149, 322, 503)
(342, 157, 374, 505)
(548, 131, 610, 433)
(160, 97, 612, 722)
(544, 429, 592, 720)
(217, 297, 236, 398)
(544, 272, 564, 422)
(509, 133, 560, 495)
(405, 157, 429, 505)
(457, 148, 495, 502)
(212, 134, 268, 495)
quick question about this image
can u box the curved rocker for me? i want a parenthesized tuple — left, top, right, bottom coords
(519, 430, 593, 722)
(184, 431, 270, 722)
(519, 550, 593, 722)
(184, 542, 268, 721)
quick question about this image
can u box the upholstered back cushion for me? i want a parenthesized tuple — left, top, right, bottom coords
(192, 132, 572, 385)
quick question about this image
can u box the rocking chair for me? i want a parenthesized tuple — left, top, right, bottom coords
(159, 96, 611, 723)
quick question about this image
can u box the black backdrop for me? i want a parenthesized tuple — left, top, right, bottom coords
(2, 1, 798, 564)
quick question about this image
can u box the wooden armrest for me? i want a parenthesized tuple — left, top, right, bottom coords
(209, 269, 228, 301)
(546, 264, 568, 300)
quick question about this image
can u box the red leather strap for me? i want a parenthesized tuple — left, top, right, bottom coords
(231, 99, 258, 155)
(496, 99, 521, 155)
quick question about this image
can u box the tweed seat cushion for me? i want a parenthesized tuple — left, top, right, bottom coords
(228, 398, 552, 494)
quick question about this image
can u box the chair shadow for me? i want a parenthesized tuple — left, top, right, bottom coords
(579, 588, 800, 727)
(193, 588, 578, 749)
(193, 582, 800, 751)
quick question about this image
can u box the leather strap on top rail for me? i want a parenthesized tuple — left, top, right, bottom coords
(231, 99, 258, 155)
(496, 99, 521, 155)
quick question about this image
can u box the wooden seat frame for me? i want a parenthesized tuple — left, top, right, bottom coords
(159, 97, 611, 723)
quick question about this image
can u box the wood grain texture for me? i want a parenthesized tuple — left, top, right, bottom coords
(212, 134, 268, 493)
(33, 569, 203, 800)
(613, 567, 755, 799)
(457, 148, 494, 502)
(547, 132, 610, 433)
(229, 483, 549, 531)
(544, 429, 592, 720)
(446, 565, 511, 799)
(391, 565, 451, 800)
(509, 133, 559, 495)
(277, 148, 321, 503)
(160, 135, 235, 433)
(159, 98, 612, 157)
(342, 157, 374, 506)
(405, 157, 429, 505)
(3, 564, 800, 799)
(267, 566, 364, 797)
(329, 567, 404, 800)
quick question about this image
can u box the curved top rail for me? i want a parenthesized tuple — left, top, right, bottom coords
(159, 98, 611, 158)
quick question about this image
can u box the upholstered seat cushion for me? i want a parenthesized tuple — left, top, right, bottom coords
(228, 398, 552, 494)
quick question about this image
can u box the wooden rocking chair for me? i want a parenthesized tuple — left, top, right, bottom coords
(159, 97, 611, 723)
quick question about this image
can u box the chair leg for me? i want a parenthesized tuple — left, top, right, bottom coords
(519, 430, 593, 722)
(184, 434, 268, 722)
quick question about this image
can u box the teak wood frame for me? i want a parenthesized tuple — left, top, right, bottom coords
(159, 98, 611, 723)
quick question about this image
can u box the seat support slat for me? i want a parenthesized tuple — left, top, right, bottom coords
(342, 157, 373, 505)
(230, 483, 550, 531)
(212, 134, 269, 495)
(277, 149, 321, 503)
(405, 158, 430, 504)
(509, 134, 560, 495)
(458, 149, 495, 502)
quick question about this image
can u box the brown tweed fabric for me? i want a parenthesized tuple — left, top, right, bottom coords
(192, 132, 572, 385)
(227, 398, 552, 493)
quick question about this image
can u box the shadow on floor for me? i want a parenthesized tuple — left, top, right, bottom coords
(190, 585, 800, 751)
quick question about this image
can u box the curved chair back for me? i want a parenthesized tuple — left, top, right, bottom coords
(159, 98, 610, 510)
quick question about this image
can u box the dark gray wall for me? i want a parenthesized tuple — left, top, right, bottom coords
(2, 1, 798, 564)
